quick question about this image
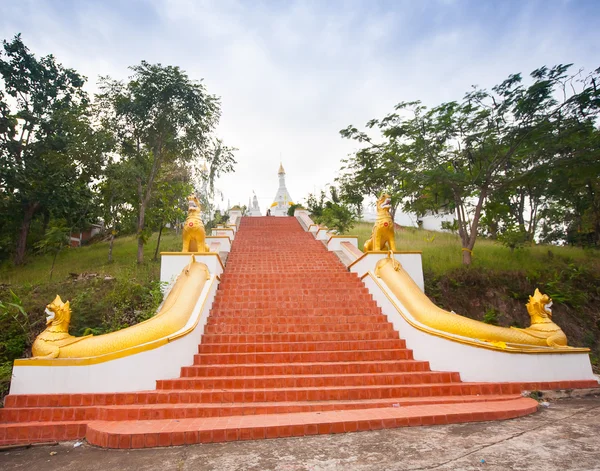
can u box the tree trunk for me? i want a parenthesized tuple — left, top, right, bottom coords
(42, 210, 51, 234)
(137, 206, 145, 265)
(459, 189, 487, 267)
(50, 250, 59, 280)
(153, 223, 164, 261)
(14, 201, 40, 265)
(108, 232, 115, 263)
(461, 248, 473, 265)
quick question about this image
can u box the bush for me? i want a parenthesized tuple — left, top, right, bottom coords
(498, 226, 529, 252)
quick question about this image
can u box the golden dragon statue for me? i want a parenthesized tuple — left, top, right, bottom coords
(375, 255, 570, 348)
(31, 258, 209, 359)
(364, 192, 396, 252)
(182, 194, 209, 253)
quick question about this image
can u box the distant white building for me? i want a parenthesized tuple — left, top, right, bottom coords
(362, 204, 456, 232)
(270, 163, 294, 216)
(247, 192, 262, 216)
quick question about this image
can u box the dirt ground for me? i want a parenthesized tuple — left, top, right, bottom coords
(1, 397, 599, 471)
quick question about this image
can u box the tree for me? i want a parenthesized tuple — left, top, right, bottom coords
(196, 137, 237, 224)
(148, 164, 192, 260)
(96, 61, 221, 264)
(34, 220, 70, 279)
(0, 35, 109, 264)
(341, 65, 600, 264)
(306, 186, 357, 233)
(98, 159, 137, 262)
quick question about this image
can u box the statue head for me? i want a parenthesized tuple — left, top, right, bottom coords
(45, 295, 71, 328)
(377, 193, 392, 213)
(187, 194, 201, 215)
(526, 289, 553, 324)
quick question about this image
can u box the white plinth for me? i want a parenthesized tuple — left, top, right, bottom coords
(160, 252, 224, 289)
(205, 236, 231, 253)
(363, 273, 596, 383)
(326, 236, 358, 252)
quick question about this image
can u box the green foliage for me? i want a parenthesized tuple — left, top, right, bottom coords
(96, 60, 222, 263)
(205, 210, 230, 232)
(0, 290, 41, 398)
(306, 187, 357, 233)
(441, 220, 459, 233)
(483, 308, 500, 325)
(287, 203, 304, 216)
(544, 264, 590, 308)
(497, 226, 529, 252)
(0, 34, 111, 265)
(339, 64, 600, 265)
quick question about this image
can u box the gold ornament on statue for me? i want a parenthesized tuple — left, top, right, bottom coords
(182, 194, 209, 253)
(375, 255, 571, 349)
(364, 192, 396, 252)
(31, 258, 210, 359)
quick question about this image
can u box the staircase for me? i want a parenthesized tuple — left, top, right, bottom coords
(7, 216, 592, 448)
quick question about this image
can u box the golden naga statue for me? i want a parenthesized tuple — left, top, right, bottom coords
(364, 193, 396, 252)
(31, 259, 209, 359)
(182, 194, 209, 253)
(375, 256, 570, 348)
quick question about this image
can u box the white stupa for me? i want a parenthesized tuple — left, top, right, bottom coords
(270, 163, 293, 216)
(247, 192, 261, 216)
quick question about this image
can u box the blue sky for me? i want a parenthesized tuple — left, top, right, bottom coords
(1, 0, 599, 211)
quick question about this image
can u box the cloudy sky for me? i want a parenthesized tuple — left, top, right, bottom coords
(1, 0, 599, 212)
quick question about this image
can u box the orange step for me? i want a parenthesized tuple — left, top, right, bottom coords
(83, 398, 539, 448)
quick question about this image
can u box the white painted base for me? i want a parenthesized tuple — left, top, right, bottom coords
(315, 227, 332, 241)
(229, 210, 243, 227)
(205, 236, 231, 253)
(363, 273, 595, 383)
(211, 227, 235, 239)
(10, 275, 220, 394)
(350, 253, 425, 293)
(327, 237, 358, 252)
(160, 253, 223, 289)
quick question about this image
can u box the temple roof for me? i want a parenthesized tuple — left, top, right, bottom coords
(278, 162, 285, 174)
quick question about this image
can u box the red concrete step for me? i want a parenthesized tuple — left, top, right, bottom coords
(0, 421, 86, 446)
(197, 339, 406, 353)
(1, 395, 521, 424)
(180, 360, 431, 377)
(209, 306, 382, 316)
(193, 348, 414, 365)
(84, 397, 539, 448)
(7, 380, 596, 409)
(211, 297, 374, 308)
(143, 383, 501, 403)
(206, 315, 386, 325)
(156, 371, 461, 390)
(200, 331, 400, 343)
(217, 287, 371, 295)
(204, 322, 396, 334)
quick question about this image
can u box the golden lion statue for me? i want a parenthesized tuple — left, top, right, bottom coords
(31, 295, 89, 359)
(364, 193, 396, 252)
(517, 288, 568, 347)
(375, 254, 571, 348)
(182, 194, 209, 253)
(31, 259, 210, 359)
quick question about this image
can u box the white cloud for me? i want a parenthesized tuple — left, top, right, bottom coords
(1, 0, 598, 212)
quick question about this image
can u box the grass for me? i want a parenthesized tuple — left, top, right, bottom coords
(348, 222, 600, 276)
(0, 232, 182, 286)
